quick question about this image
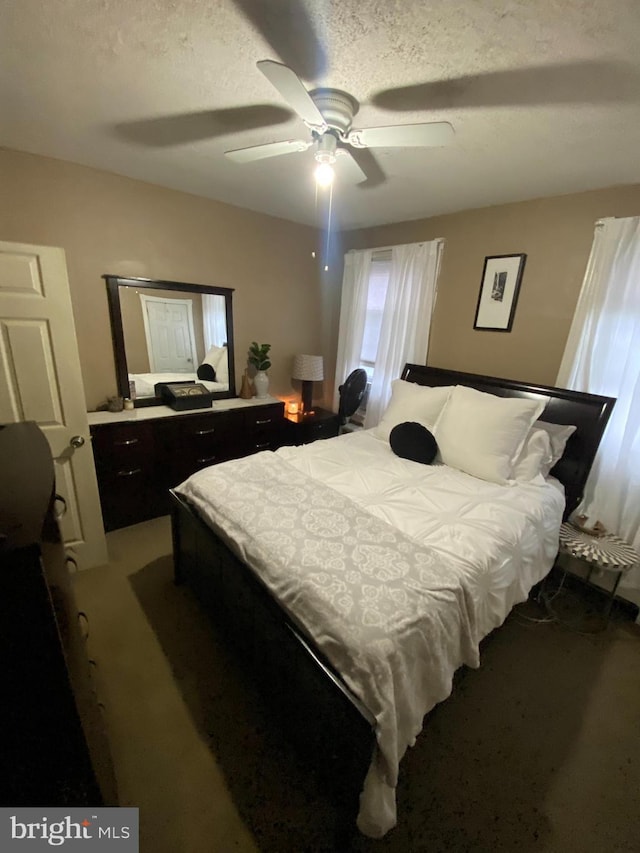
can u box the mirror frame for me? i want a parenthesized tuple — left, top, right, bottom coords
(104, 274, 236, 407)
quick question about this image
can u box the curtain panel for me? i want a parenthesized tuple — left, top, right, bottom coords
(203, 293, 228, 351)
(334, 241, 443, 421)
(364, 241, 443, 428)
(333, 249, 373, 412)
(557, 216, 640, 593)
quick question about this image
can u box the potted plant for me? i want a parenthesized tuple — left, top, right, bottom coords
(248, 342, 271, 398)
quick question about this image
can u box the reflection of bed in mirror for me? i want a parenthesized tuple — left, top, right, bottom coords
(105, 275, 236, 406)
(127, 372, 228, 399)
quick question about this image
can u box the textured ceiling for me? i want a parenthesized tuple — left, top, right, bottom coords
(2, 0, 640, 230)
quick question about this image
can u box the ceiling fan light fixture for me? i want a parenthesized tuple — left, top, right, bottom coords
(314, 132, 337, 186)
(314, 160, 335, 187)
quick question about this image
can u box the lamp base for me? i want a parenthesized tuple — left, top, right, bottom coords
(301, 380, 314, 414)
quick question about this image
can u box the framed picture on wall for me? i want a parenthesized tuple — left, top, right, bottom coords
(473, 253, 527, 332)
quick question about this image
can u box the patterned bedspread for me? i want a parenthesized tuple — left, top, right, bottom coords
(176, 451, 489, 837)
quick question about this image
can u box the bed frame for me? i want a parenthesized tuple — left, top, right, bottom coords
(170, 365, 615, 823)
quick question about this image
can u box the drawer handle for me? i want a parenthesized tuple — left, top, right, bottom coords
(194, 427, 216, 435)
(65, 555, 78, 572)
(255, 442, 270, 450)
(255, 418, 272, 425)
(117, 468, 142, 477)
(115, 438, 139, 446)
(197, 455, 217, 464)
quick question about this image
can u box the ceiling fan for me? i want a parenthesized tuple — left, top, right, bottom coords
(114, 0, 635, 192)
(224, 60, 454, 186)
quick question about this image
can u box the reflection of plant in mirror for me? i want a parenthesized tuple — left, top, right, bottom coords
(248, 342, 271, 372)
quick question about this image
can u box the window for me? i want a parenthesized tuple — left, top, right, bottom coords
(334, 240, 443, 429)
(350, 253, 391, 424)
(359, 253, 391, 380)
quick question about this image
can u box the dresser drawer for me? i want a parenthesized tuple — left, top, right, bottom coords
(91, 422, 160, 530)
(239, 403, 285, 455)
(165, 411, 239, 480)
(95, 465, 159, 531)
(91, 422, 155, 470)
(179, 411, 235, 442)
(242, 403, 283, 432)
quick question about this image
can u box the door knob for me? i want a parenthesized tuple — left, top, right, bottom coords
(70, 435, 85, 448)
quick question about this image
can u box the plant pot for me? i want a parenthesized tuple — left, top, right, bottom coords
(253, 370, 269, 399)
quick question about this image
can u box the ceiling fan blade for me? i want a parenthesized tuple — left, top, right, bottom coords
(348, 122, 454, 149)
(336, 145, 386, 188)
(334, 149, 368, 184)
(225, 138, 311, 163)
(257, 60, 326, 128)
(372, 60, 638, 111)
(114, 105, 293, 147)
(232, 0, 327, 79)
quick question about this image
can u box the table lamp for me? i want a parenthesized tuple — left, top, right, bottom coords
(292, 354, 324, 414)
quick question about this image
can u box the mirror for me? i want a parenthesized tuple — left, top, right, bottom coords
(105, 274, 236, 407)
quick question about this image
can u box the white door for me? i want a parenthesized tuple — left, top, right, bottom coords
(141, 295, 196, 373)
(0, 241, 107, 569)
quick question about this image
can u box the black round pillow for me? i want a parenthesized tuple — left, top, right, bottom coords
(197, 363, 216, 381)
(389, 421, 438, 465)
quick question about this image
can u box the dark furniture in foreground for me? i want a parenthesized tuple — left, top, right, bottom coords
(0, 422, 117, 806)
(170, 365, 615, 824)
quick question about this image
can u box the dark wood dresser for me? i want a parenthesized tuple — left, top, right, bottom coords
(0, 422, 118, 806)
(89, 398, 285, 531)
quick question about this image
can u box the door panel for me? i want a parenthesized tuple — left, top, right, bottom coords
(0, 241, 107, 568)
(144, 297, 195, 372)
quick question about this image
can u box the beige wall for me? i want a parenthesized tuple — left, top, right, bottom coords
(339, 185, 640, 387)
(0, 148, 322, 410)
(3, 145, 638, 410)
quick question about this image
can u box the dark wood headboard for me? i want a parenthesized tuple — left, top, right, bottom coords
(401, 364, 615, 520)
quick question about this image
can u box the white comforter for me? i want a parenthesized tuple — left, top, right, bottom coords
(175, 429, 564, 837)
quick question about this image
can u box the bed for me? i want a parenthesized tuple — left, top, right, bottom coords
(169, 364, 614, 838)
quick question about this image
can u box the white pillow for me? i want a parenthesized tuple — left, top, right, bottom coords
(537, 421, 577, 476)
(511, 427, 552, 483)
(435, 385, 546, 484)
(202, 345, 228, 385)
(374, 380, 452, 441)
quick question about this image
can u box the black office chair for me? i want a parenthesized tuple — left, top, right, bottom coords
(337, 369, 368, 431)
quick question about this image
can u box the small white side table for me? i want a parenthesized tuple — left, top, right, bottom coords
(557, 523, 639, 621)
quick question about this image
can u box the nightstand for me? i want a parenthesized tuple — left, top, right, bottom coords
(555, 522, 639, 622)
(283, 407, 340, 446)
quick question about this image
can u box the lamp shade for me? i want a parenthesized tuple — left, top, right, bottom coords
(292, 354, 324, 382)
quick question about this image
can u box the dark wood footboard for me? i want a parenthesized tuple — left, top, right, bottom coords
(170, 488, 376, 817)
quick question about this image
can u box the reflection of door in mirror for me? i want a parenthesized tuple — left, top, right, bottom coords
(141, 294, 197, 373)
(105, 275, 236, 406)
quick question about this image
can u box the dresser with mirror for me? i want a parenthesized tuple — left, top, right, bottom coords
(90, 275, 285, 531)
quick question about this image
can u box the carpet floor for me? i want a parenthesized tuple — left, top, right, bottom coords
(72, 516, 640, 853)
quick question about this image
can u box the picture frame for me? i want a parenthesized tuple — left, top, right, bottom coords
(473, 253, 527, 332)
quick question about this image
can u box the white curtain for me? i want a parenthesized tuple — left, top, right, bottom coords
(202, 294, 227, 350)
(557, 216, 640, 593)
(364, 240, 443, 428)
(333, 249, 373, 411)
